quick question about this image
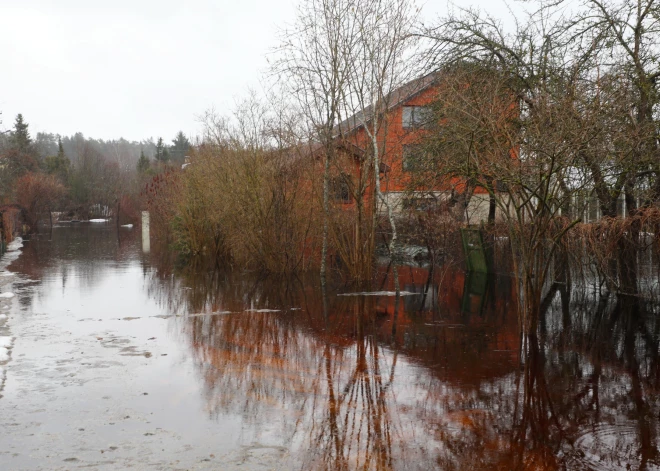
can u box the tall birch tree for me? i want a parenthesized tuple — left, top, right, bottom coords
(275, 0, 358, 288)
(345, 0, 419, 295)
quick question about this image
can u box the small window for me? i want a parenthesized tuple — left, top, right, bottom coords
(495, 180, 508, 192)
(331, 174, 351, 203)
(402, 145, 427, 172)
(402, 106, 432, 129)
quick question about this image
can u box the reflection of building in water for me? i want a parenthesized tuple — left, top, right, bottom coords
(150, 261, 660, 470)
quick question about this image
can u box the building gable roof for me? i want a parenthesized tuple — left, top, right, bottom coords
(333, 72, 439, 137)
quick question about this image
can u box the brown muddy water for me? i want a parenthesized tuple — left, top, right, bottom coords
(0, 224, 659, 470)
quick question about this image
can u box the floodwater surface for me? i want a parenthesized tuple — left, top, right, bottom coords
(0, 225, 659, 470)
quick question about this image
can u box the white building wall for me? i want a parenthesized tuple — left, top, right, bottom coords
(381, 191, 505, 223)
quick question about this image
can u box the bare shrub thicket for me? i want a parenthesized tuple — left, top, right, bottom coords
(145, 104, 322, 276)
(14, 173, 67, 229)
(561, 209, 660, 295)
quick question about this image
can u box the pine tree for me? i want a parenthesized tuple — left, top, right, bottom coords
(137, 150, 150, 174)
(171, 131, 191, 163)
(45, 137, 71, 183)
(12, 114, 31, 153)
(57, 137, 65, 158)
(154, 137, 170, 163)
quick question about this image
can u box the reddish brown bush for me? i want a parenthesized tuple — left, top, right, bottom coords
(14, 173, 66, 229)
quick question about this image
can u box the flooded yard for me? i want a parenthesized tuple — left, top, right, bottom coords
(0, 224, 659, 470)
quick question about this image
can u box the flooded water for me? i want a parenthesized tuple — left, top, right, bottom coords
(0, 225, 659, 470)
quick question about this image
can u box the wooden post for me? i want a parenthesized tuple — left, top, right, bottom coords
(141, 211, 150, 253)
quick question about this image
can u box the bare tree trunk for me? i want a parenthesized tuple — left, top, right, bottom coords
(619, 181, 639, 295)
(372, 132, 400, 295)
(320, 152, 330, 289)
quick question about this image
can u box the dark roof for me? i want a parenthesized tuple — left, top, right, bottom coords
(333, 72, 439, 137)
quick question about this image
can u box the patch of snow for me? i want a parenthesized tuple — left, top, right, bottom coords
(338, 291, 421, 297)
(0, 272, 12, 277)
(89, 219, 108, 223)
(188, 311, 232, 317)
(0, 238, 22, 270)
(6, 237, 23, 251)
(0, 238, 23, 270)
(0, 292, 14, 299)
(245, 309, 281, 313)
(0, 336, 13, 348)
(0, 314, 7, 321)
(0, 348, 9, 363)
(120, 224, 134, 228)
(399, 245, 428, 258)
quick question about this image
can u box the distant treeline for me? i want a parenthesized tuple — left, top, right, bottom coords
(0, 112, 192, 228)
(0, 129, 191, 171)
(31, 133, 157, 170)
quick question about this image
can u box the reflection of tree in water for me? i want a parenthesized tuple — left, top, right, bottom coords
(433, 287, 660, 470)
(144, 255, 307, 317)
(146, 259, 660, 470)
(145, 266, 517, 469)
(8, 226, 139, 309)
(306, 297, 400, 470)
(545, 290, 660, 470)
(179, 293, 437, 470)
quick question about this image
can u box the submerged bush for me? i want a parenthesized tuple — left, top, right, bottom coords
(146, 143, 322, 276)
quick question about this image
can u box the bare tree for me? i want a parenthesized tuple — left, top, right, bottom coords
(343, 0, 420, 294)
(571, 0, 660, 200)
(274, 0, 359, 287)
(420, 4, 596, 331)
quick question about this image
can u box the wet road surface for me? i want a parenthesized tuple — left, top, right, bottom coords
(0, 227, 288, 470)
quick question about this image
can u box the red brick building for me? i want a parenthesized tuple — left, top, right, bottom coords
(329, 72, 501, 223)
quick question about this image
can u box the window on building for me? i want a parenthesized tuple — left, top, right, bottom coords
(402, 145, 427, 172)
(496, 179, 508, 192)
(402, 106, 432, 129)
(330, 174, 352, 203)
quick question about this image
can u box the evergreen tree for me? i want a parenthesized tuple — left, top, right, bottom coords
(44, 137, 71, 183)
(57, 137, 65, 158)
(137, 150, 150, 174)
(170, 131, 191, 163)
(154, 137, 170, 163)
(2, 114, 39, 176)
(12, 113, 31, 153)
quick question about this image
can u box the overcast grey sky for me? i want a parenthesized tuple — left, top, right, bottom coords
(0, 0, 523, 142)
